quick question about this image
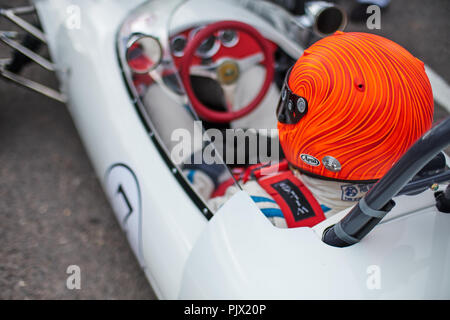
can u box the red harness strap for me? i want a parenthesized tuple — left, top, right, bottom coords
(255, 165, 326, 228)
(211, 161, 326, 228)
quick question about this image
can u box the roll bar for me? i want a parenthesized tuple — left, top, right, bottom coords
(322, 117, 450, 247)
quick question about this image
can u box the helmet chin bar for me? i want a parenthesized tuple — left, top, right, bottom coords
(323, 117, 450, 247)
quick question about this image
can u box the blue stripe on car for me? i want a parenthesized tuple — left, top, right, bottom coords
(321, 204, 331, 213)
(187, 170, 195, 183)
(260, 208, 285, 218)
(251, 196, 277, 204)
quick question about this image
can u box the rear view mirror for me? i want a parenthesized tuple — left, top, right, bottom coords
(126, 35, 162, 74)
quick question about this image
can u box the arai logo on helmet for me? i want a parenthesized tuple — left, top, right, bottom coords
(300, 154, 320, 167)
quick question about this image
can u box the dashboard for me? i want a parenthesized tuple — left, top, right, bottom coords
(130, 25, 278, 96)
(170, 26, 277, 68)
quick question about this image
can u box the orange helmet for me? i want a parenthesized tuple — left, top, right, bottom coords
(277, 32, 434, 182)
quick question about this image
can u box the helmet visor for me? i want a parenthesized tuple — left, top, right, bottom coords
(276, 67, 308, 124)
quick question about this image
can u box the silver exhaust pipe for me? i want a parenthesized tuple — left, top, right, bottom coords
(296, 1, 347, 37)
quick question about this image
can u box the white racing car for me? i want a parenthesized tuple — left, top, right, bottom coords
(1, 0, 449, 299)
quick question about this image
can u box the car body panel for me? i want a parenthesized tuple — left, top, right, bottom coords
(30, 0, 450, 299)
(180, 190, 450, 299)
(34, 0, 208, 299)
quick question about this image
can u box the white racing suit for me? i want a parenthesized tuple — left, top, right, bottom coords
(185, 161, 373, 228)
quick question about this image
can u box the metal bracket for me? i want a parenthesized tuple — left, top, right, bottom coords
(0, 5, 66, 103)
(0, 31, 54, 71)
(0, 63, 66, 103)
(0, 6, 46, 43)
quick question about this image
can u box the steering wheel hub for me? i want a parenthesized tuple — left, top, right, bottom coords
(217, 60, 240, 85)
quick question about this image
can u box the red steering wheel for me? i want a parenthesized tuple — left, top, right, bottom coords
(180, 21, 274, 123)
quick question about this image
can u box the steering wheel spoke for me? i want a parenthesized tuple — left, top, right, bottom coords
(221, 83, 238, 112)
(189, 64, 218, 80)
(236, 52, 264, 73)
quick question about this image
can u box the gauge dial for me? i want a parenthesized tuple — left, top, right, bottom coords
(171, 35, 187, 57)
(219, 29, 239, 47)
(190, 27, 220, 58)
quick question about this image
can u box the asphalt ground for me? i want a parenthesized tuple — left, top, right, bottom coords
(0, 0, 449, 299)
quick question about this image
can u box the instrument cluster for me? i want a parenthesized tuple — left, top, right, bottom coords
(170, 25, 277, 68)
(171, 27, 240, 59)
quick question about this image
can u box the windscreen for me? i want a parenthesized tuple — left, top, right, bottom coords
(119, 0, 291, 213)
(119, 0, 244, 213)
